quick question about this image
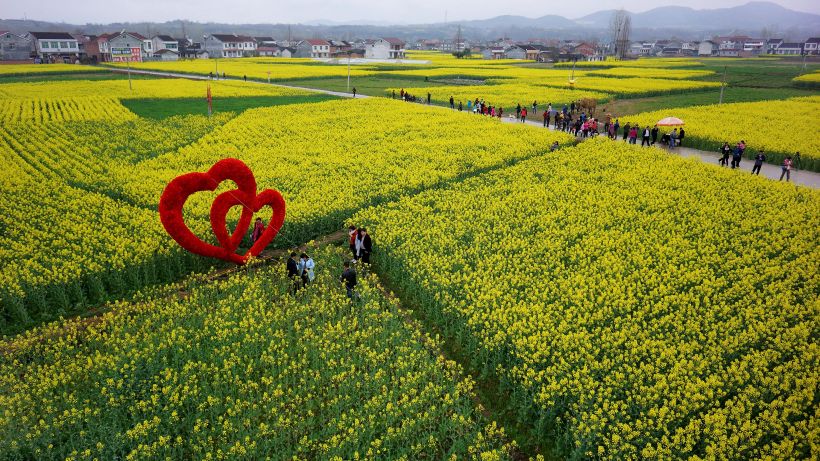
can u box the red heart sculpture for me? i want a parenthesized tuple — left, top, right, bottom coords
(211, 188, 286, 263)
(159, 158, 285, 265)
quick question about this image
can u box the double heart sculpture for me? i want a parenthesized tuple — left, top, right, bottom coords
(159, 158, 286, 265)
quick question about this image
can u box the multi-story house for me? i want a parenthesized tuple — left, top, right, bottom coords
(204, 34, 257, 58)
(364, 38, 405, 59)
(0, 31, 33, 60)
(107, 31, 148, 62)
(804, 38, 820, 55)
(27, 32, 79, 60)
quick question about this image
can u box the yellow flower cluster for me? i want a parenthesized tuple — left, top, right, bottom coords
(105, 58, 379, 80)
(0, 63, 107, 76)
(0, 246, 513, 460)
(587, 67, 715, 79)
(389, 83, 607, 110)
(0, 97, 573, 330)
(405, 50, 528, 66)
(0, 96, 137, 123)
(628, 96, 820, 170)
(0, 77, 312, 100)
(353, 138, 820, 460)
(793, 70, 820, 87)
(554, 58, 705, 68)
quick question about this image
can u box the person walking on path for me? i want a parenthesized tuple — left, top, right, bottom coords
(543, 110, 549, 127)
(340, 261, 358, 300)
(651, 125, 659, 145)
(622, 122, 631, 141)
(731, 140, 746, 168)
(521, 107, 528, 123)
(516, 103, 521, 119)
(669, 129, 677, 149)
(629, 126, 638, 144)
(731, 143, 743, 169)
(297, 253, 315, 288)
(286, 252, 299, 293)
(467, 100, 472, 112)
(678, 128, 685, 146)
(392, 89, 396, 99)
(532, 101, 538, 115)
(752, 151, 766, 175)
(720, 142, 732, 166)
(427, 92, 431, 105)
(450, 96, 455, 109)
(352, 87, 357, 98)
(243, 75, 247, 82)
(780, 156, 793, 181)
(458, 101, 463, 111)
(641, 126, 651, 146)
(356, 229, 373, 264)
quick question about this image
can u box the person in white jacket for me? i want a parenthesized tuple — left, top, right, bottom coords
(297, 253, 315, 288)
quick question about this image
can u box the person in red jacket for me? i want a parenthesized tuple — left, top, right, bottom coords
(251, 217, 265, 243)
(521, 107, 528, 123)
(348, 225, 358, 260)
(543, 110, 549, 127)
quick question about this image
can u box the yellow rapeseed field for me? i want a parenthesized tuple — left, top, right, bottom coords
(0, 97, 572, 330)
(353, 138, 820, 460)
(0, 246, 513, 460)
(628, 96, 820, 170)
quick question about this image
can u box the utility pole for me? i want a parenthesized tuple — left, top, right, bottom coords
(346, 51, 351, 92)
(718, 65, 727, 104)
(455, 25, 462, 55)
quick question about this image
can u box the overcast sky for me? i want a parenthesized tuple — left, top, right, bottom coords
(5, 0, 818, 24)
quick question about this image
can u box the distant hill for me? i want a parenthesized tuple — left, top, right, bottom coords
(1, 2, 817, 42)
(575, 2, 820, 30)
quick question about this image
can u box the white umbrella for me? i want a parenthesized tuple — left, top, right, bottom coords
(656, 116, 685, 126)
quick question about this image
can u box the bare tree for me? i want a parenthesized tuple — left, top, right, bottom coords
(609, 9, 632, 58)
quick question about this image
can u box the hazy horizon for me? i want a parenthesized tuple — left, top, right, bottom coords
(4, 0, 819, 26)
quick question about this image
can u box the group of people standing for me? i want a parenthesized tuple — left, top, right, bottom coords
(278, 226, 373, 300)
(720, 141, 798, 181)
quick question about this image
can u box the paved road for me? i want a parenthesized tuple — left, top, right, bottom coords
(112, 68, 819, 189)
(498, 114, 819, 189)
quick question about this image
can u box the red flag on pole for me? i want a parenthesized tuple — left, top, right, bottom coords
(207, 84, 213, 117)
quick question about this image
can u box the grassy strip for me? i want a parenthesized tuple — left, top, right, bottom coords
(121, 94, 338, 118)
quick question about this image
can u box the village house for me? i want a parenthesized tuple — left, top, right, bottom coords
(107, 31, 149, 62)
(151, 35, 178, 54)
(364, 38, 405, 59)
(254, 36, 276, 47)
(804, 38, 820, 55)
(481, 47, 507, 59)
(766, 39, 784, 54)
(307, 39, 331, 58)
(85, 33, 112, 62)
(774, 42, 804, 55)
(698, 40, 718, 56)
(0, 31, 33, 60)
(204, 34, 257, 58)
(26, 32, 79, 61)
